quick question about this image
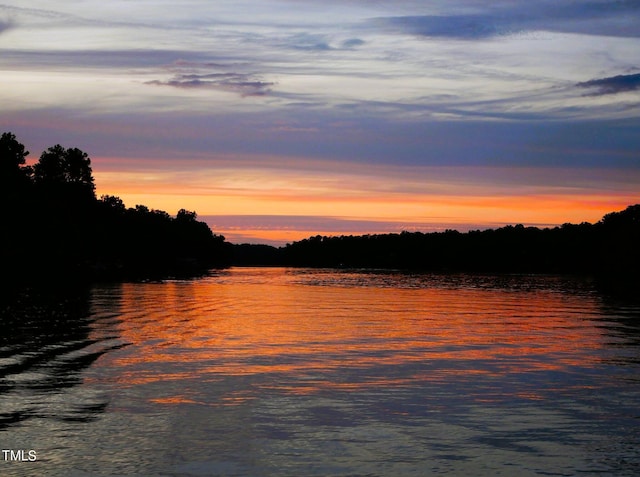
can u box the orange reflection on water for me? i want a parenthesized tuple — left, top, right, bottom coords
(95, 269, 606, 400)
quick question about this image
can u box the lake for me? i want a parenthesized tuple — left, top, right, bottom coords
(1, 267, 639, 476)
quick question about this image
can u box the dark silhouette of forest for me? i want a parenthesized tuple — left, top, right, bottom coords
(234, 207, 640, 285)
(3, 131, 639, 283)
(1, 132, 229, 281)
(278, 207, 640, 275)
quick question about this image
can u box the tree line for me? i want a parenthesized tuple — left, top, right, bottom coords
(1, 132, 229, 281)
(278, 210, 639, 276)
(235, 208, 640, 283)
(3, 131, 639, 283)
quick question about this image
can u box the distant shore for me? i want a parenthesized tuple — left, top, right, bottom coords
(3, 132, 638, 285)
(232, 204, 640, 278)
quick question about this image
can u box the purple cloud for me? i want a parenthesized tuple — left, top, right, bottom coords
(576, 73, 640, 96)
(0, 18, 13, 35)
(147, 72, 275, 97)
(373, 1, 640, 40)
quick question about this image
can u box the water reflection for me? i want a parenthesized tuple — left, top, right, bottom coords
(107, 271, 608, 396)
(0, 285, 125, 430)
(1, 269, 639, 476)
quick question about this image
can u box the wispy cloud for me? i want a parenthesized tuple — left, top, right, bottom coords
(1, 49, 212, 69)
(341, 38, 365, 49)
(279, 33, 366, 51)
(373, 1, 640, 40)
(1, 0, 640, 244)
(0, 18, 14, 35)
(284, 33, 332, 51)
(148, 72, 275, 97)
(577, 72, 640, 96)
(373, 14, 504, 40)
(143, 57, 277, 97)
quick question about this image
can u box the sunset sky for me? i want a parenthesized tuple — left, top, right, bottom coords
(1, 1, 639, 244)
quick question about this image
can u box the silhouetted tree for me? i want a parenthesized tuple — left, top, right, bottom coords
(280, 205, 639, 278)
(596, 204, 640, 277)
(600, 204, 640, 228)
(0, 132, 32, 194)
(32, 144, 95, 202)
(2, 132, 232, 280)
(3, 131, 638, 282)
(176, 208, 198, 222)
(99, 194, 126, 213)
(1, 133, 36, 273)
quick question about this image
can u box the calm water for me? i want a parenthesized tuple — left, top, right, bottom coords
(1, 268, 640, 476)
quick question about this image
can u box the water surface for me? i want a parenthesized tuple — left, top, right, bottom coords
(1, 268, 639, 476)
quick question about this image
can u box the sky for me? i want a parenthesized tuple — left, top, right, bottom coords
(1, 0, 639, 245)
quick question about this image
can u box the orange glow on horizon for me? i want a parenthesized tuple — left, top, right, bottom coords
(92, 160, 640, 243)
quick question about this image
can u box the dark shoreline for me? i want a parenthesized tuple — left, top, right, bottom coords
(2, 132, 638, 290)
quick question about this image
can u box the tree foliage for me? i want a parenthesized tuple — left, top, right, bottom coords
(2, 132, 229, 281)
(0, 132, 29, 171)
(2, 131, 638, 282)
(279, 206, 639, 278)
(31, 144, 96, 204)
(0, 132, 32, 191)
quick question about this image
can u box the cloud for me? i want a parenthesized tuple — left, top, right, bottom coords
(201, 214, 501, 245)
(373, 1, 640, 40)
(200, 213, 519, 246)
(280, 33, 366, 51)
(203, 214, 506, 233)
(148, 72, 275, 97)
(341, 38, 365, 49)
(0, 4, 74, 22)
(0, 18, 13, 35)
(1, 48, 215, 69)
(374, 14, 503, 40)
(576, 73, 640, 96)
(285, 33, 332, 51)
